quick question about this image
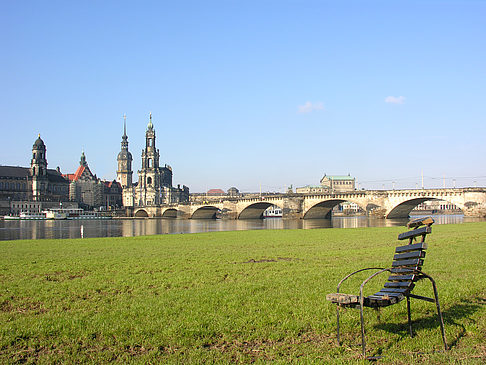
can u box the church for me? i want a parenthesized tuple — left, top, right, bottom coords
(117, 113, 189, 208)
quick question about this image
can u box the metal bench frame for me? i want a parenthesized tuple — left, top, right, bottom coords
(327, 217, 448, 357)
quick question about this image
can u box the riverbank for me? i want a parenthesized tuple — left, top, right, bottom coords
(1, 223, 485, 363)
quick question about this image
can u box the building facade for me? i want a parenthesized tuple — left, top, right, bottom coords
(296, 174, 356, 194)
(64, 152, 122, 210)
(118, 113, 189, 207)
(0, 135, 70, 214)
(320, 174, 355, 192)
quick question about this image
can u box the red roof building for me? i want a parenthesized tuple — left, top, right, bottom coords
(207, 188, 225, 196)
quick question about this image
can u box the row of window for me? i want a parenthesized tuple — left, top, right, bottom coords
(49, 185, 68, 193)
(0, 182, 27, 190)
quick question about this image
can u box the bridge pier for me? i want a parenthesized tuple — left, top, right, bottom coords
(282, 197, 304, 219)
(463, 203, 486, 217)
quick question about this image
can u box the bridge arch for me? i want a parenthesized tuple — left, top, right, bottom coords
(238, 202, 281, 219)
(386, 197, 464, 219)
(161, 208, 179, 218)
(134, 209, 149, 218)
(191, 206, 220, 219)
(304, 199, 366, 219)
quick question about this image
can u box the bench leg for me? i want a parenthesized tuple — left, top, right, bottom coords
(407, 296, 413, 337)
(359, 299, 366, 357)
(431, 280, 448, 350)
(336, 305, 341, 346)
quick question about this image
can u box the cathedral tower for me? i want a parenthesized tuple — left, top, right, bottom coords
(117, 114, 133, 188)
(30, 134, 48, 201)
(138, 112, 162, 205)
(120, 112, 187, 209)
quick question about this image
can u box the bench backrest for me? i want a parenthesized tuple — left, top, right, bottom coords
(383, 222, 433, 295)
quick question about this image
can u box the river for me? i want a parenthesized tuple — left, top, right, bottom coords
(1, 214, 484, 241)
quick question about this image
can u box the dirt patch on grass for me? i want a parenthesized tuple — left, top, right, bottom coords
(32, 270, 88, 282)
(0, 296, 47, 314)
(242, 257, 302, 264)
(203, 332, 333, 362)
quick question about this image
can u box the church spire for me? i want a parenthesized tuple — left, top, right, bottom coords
(147, 112, 153, 130)
(117, 114, 133, 188)
(121, 114, 128, 146)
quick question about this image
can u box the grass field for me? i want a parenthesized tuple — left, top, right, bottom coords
(1, 222, 485, 363)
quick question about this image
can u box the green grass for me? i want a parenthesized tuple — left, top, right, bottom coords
(1, 222, 485, 363)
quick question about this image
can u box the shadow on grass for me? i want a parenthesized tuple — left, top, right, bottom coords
(373, 297, 483, 350)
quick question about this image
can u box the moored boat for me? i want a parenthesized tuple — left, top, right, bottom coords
(44, 209, 68, 220)
(3, 212, 47, 220)
(50, 208, 112, 220)
(263, 206, 283, 218)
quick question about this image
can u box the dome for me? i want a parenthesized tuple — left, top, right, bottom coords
(33, 134, 45, 149)
(117, 150, 132, 160)
(147, 112, 154, 130)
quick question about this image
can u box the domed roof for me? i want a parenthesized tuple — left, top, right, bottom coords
(117, 150, 133, 160)
(33, 134, 45, 149)
(147, 112, 154, 130)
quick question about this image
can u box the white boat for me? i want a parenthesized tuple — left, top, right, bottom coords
(263, 206, 283, 218)
(44, 209, 68, 220)
(3, 212, 47, 220)
(48, 208, 112, 220)
(64, 208, 111, 220)
(3, 208, 112, 221)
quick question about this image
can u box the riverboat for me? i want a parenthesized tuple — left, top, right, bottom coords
(3, 212, 47, 220)
(62, 208, 112, 220)
(44, 209, 68, 220)
(263, 206, 283, 218)
(42, 208, 112, 220)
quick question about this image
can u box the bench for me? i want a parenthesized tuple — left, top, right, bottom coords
(326, 216, 448, 357)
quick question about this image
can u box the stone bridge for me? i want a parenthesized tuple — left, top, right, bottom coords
(132, 188, 486, 219)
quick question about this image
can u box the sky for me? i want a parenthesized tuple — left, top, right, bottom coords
(1, 1, 485, 193)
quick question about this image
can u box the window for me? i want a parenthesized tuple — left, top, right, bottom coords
(147, 177, 152, 185)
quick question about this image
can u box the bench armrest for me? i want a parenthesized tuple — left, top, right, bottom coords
(359, 268, 394, 302)
(337, 267, 385, 293)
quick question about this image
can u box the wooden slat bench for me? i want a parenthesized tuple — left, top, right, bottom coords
(326, 216, 448, 357)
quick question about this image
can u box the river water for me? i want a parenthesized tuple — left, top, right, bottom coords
(1, 214, 483, 241)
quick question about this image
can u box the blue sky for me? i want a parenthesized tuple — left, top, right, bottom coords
(1, 1, 485, 193)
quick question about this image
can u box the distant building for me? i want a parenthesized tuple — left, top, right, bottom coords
(64, 151, 122, 209)
(0, 135, 70, 215)
(102, 180, 123, 208)
(227, 187, 240, 196)
(207, 189, 225, 196)
(295, 185, 330, 194)
(296, 173, 355, 194)
(413, 200, 461, 213)
(320, 174, 355, 192)
(119, 113, 189, 207)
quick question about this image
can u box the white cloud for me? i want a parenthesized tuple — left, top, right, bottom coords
(298, 101, 324, 113)
(385, 96, 405, 104)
